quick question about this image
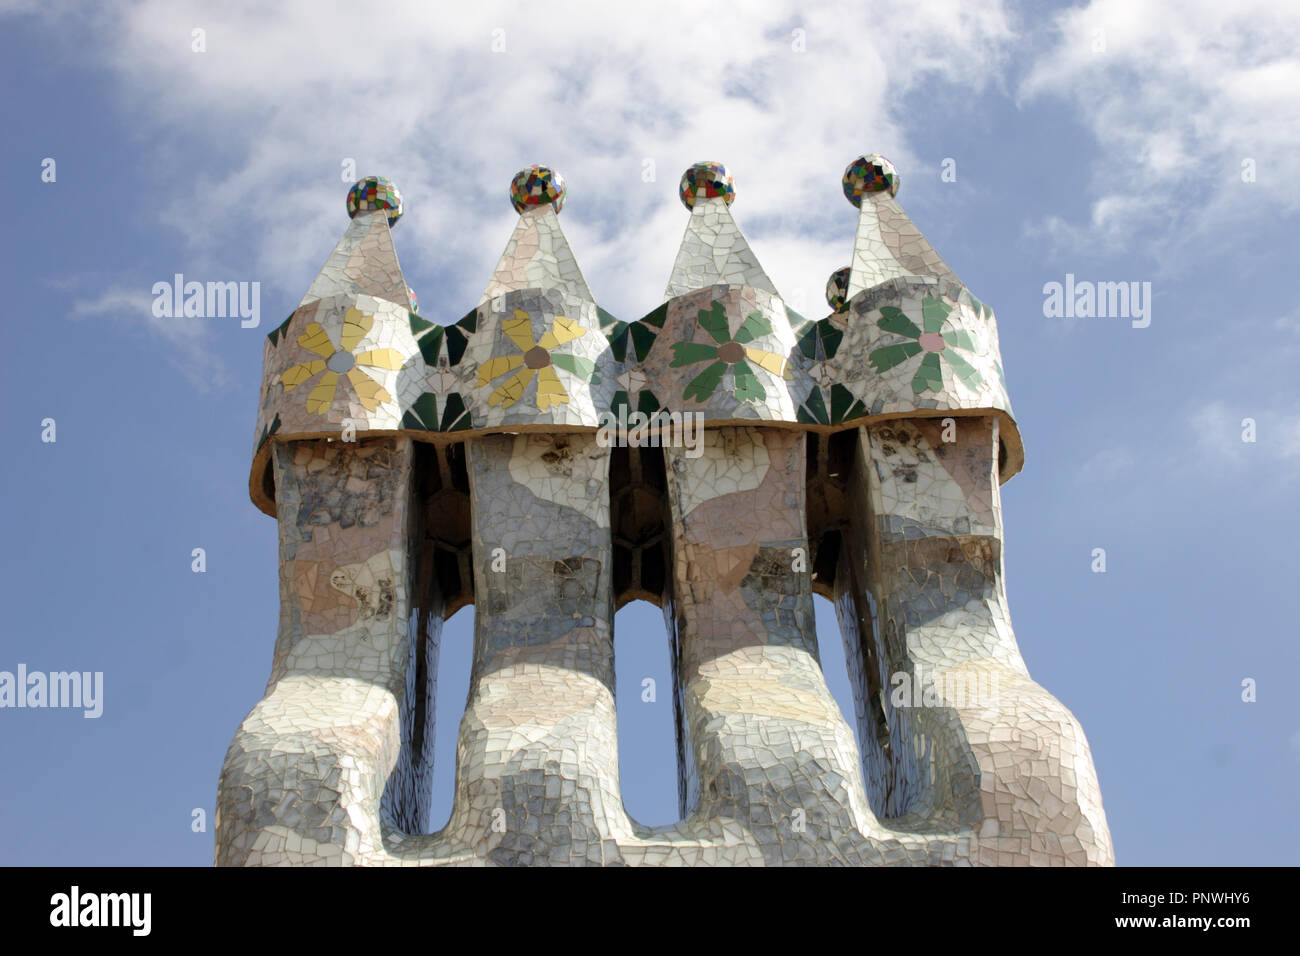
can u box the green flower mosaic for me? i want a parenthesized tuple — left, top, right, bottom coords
(797, 384, 867, 426)
(611, 388, 661, 419)
(669, 301, 788, 403)
(794, 316, 843, 362)
(401, 391, 471, 431)
(867, 295, 982, 394)
(409, 307, 477, 367)
(603, 303, 664, 364)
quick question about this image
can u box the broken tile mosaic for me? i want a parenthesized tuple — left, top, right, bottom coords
(219, 157, 1110, 867)
(509, 164, 566, 214)
(678, 160, 735, 209)
(346, 175, 403, 226)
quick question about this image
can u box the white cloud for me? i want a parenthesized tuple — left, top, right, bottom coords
(1019, 0, 1300, 253)
(71, 285, 230, 392)
(1187, 399, 1300, 472)
(1068, 393, 1300, 511)
(15, 0, 1018, 334)
(1072, 446, 1135, 484)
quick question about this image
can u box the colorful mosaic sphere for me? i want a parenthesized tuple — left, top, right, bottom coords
(347, 176, 403, 226)
(679, 162, 735, 209)
(826, 266, 851, 312)
(842, 154, 899, 205)
(407, 287, 419, 313)
(510, 165, 566, 214)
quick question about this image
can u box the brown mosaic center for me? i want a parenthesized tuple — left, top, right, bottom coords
(717, 341, 746, 363)
(524, 346, 552, 369)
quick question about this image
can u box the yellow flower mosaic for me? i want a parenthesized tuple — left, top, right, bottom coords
(476, 309, 596, 410)
(280, 306, 404, 415)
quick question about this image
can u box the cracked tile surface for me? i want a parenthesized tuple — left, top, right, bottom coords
(219, 161, 1112, 866)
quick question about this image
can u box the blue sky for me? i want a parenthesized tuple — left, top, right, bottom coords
(1, 0, 1297, 866)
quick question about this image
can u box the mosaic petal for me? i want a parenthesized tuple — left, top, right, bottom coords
(682, 360, 728, 402)
(297, 324, 335, 359)
(732, 309, 772, 345)
(347, 368, 393, 411)
(488, 367, 534, 408)
(281, 360, 326, 391)
(941, 329, 978, 352)
(354, 348, 405, 371)
(551, 352, 597, 381)
(401, 392, 439, 431)
(868, 340, 922, 373)
(921, 296, 952, 334)
(476, 354, 526, 386)
(670, 341, 719, 367)
(340, 307, 373, 351)
(305, 371, 339, 414)
(537, 315, 585, 349)
(697, 301, 731, 344)
(911, 351, 944, 394)
(731, 360, 765, 403)
(534, 365, 569, 410)
(798, 386, 830, 424)
(877, 307, 921, 340)
(744, 347, 786, 377)
(629, 322, 659, 362)
(503, 312, 536, 352)
(440, 392, 471, 430)
(942, 349, 983, 390)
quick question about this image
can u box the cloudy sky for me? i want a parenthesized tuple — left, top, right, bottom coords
(1, 0, 1297, 865)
